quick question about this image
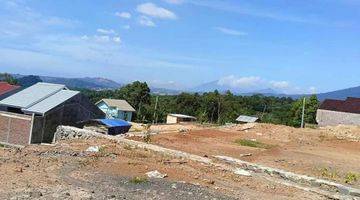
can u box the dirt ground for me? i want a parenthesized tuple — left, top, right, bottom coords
(129, 123, 360, 188)
(0, 137, 324, 200)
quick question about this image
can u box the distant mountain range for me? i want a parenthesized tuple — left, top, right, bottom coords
(9, 74, 360, 100)
(13, 74, 122, 90)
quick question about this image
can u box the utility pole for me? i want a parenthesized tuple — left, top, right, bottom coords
(217, 98, 221, 124)
(301, 97, 306, 128)
(152, 96, 159, 124)
(260, 105, 267, 120)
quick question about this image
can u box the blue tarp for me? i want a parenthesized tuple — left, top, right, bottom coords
(99, 119, 131, 127)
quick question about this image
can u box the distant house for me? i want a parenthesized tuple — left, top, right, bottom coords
(0, 82, 104, 146)
(236, 115, 259, 123)
(0, 82, 21, 101)
(316, 97, 360, 126)
(96, 99, 136, 121)
(166, 114, 196, 124)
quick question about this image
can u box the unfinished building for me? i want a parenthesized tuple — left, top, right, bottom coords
(0, 82, 104, 146)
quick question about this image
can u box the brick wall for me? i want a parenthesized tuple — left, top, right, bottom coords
(0, 111, 32, 146)
(316, 109, 360, 127)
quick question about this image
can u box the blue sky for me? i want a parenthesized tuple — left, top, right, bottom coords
(0, 0, 359, 94)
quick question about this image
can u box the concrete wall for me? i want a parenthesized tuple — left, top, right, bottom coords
(166, 115, 178, 124)
(31, 93, 105, 143)
(0, 111, 32, 146)
(316, 109, 360, 127)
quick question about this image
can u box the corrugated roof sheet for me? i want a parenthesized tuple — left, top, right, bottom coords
(168, 113, 197, 119)
(0, 82, 66, 108)
(236, 115, 259, 123)
(24, 90, 79, 115)
(319, 97, 360, 114)
(97, 99, 136, 112)
(0, 82, 20, 96)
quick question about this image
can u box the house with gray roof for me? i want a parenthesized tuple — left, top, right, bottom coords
(0, 82, 104, 145)
(96, 99, 136, 121)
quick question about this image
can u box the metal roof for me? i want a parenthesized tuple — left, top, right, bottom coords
(96, 99, 136, 112)
(0, 82, 66, 109)
(168, 113, 197, 119)
(99, 119, 131, 127)
(0, 82, 20, 96)
(236, 115, 259, 123)
(23, 90, 79, 115)
(319, 97, 360, 114)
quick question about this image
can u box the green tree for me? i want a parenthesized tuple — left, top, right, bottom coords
(0, 73, 18, 85)
(116, 81, 151, 122)
(290, 95, 319, 127)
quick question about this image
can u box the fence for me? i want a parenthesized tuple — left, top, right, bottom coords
(0, 111, 32, 146)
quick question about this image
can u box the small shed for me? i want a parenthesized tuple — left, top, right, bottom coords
(236, 115, 259, 123)
(82, 119, 132, 135)
(96, 99, 136, 121)
(166, 114, 196, 124)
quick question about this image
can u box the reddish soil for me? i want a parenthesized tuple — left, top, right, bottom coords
(0, 138, 323, 199)
(131, 123, 360, 187)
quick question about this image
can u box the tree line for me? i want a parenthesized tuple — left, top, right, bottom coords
(80, 81, 320, 127)
(1, 74, 319, 127)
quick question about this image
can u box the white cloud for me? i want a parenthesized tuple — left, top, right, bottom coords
(123, 25, 131, 30)
(270, 81, 290, 89)
(139, 15, 156, 27)
(215, 27, 247, 36)
(113, 36, 121, 43)
(163, 0, 185, 4)
(96, 28, 116, 35)
(309, 86, 317, 94)
(137, 3, 177, 19)
(218, 75, 262, 88)
(216, 75, 305, 94)
(94, 35, 110, 42)
(115, 12, 131, 19)
(81, 34, 121, 44)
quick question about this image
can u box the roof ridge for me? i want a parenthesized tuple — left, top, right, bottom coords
(22, 86, 67, 110)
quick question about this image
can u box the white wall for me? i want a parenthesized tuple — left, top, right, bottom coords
(316, 109, 360, 126)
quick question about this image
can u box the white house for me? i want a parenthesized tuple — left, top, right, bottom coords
(96, 99, 136, 121)
(166, 114, 196, 124)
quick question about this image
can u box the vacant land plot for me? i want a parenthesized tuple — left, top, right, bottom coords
(0, 137, 323, 199)
(133, 123, 360, 187)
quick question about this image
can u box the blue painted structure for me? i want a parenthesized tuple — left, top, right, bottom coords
(96, 99, 135, 121)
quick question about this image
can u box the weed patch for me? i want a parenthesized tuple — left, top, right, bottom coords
(235, 139, 275, 149)
(345, 172, 360, 184)
(319, 167, 339, 180)
(130, 176, 148, 184)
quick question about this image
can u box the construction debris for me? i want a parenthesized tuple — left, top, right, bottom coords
(86, 146, 100, 152)
(233, 168, 251, 177)
(146, 170, 168, 179)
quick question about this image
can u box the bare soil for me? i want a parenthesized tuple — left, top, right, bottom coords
(130, 123, 360, 187)
(0, 137, 324, 199)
